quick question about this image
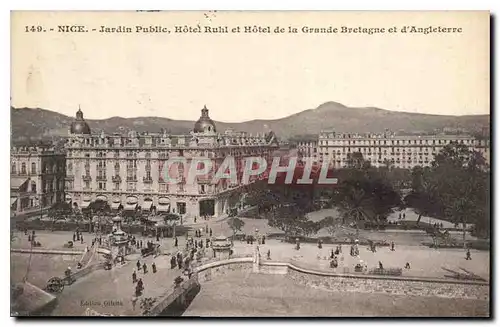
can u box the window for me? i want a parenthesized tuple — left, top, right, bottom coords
(98, 182, 106, 190)
(11, 163, 16, 174)
(177, 202, 186, 215)
(31, 163, 36, 174)
(21, 163, 26, 175)
(31, 181, 36, 193)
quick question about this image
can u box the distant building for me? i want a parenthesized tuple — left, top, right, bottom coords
(296, 140, 318, 163)
(10, 144, 66, 216)
(64, 106, 279, 222)
(317, 130, 490, 169)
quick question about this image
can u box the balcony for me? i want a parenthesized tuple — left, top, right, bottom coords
(112, 175, 122, 183)
(143, 176, 153, 183)
(96, 175, 107, 181)
(82, 175, 92, 181)
(65, 175, 74, 181)
(126, 176, 138, 182)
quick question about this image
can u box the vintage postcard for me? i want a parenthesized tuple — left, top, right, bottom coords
(10, 11, 490, 317)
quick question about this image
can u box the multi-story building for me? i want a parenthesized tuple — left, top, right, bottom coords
(10, 144, 66, 216)
(317, 130, 490, 169)
(297, 140, 318, 163)
(64, 106, 279, 221)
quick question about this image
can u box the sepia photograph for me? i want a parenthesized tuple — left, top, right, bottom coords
(9, 10, 490, 317)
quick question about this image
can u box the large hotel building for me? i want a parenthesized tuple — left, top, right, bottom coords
(63, 106, 279, 221)
(297, 130, 490, 169)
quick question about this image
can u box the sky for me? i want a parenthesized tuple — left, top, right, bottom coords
(11, 11, 490, 122)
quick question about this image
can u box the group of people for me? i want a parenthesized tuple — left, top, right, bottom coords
(132, 260, 158, 296)
(72, 230, 84, 244)
(25, 230, 42, 247)
(135, 260, 157, 275)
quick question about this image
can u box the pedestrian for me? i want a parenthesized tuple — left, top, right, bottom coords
(170, 255, 177, 269)
(466, 249, 472, 260)
(318, 239, 323, 249)
(28, 234, 31, 242)
(136, 260, 141, 271)
(378, 261, 383, 270)
(262, 235, 266, 244)
(209, 228, 212, 237)
(206, 238, 210, 248)
(81, 235, 84, 244)
(174, 237, 178, 247)
(132, 270, 137, 283)
(403, 213, 406, 219)
(391, 241, 395, 251)
(405, 262, 411, 269)
(330, 249, 334, 259)
(131, 296, 138, 311)
(73, 233, 76, 242)
(152, 262, 157, 273)
(136, 278, 144, 295)
(399, 213, 402, 220)
(156, 234, 159, 242)
(205, 225, 209, 233)
(143, 263, 148, 273)
(267, 249, 271, 260)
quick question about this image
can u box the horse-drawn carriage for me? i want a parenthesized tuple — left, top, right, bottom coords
(141, 243, 160, 257)
(45, 273, 75, 293)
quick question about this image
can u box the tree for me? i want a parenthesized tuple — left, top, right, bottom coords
(422, 143, 490, 245)
(48, 202, 73, 221)
(227, 217, 245, 239)
(267, 205, 320, 241)
(406, 166, 441, 226)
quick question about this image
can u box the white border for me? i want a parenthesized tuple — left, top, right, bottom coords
(3, 1, 498, 327)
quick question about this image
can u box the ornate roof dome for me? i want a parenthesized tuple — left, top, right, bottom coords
(70, 107, 91, 134)
(193, 105, 216, 133)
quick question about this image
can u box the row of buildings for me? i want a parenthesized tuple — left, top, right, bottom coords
(296, 130, 490, 169)
(11, 106, 280, 220)
(11, 105, 490, 219)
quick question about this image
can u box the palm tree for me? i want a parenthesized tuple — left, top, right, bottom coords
(337, 186, 374, 239)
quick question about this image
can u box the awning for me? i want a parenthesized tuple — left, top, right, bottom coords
(11, 177, 29, 190)
(124, 203, 138, 211)
(142, 201, 153, 211)
(11, 197, 18, 206)
(157, 204, 170, 213)
(81, 200, 91, 209)
(111, 202, 121, 210)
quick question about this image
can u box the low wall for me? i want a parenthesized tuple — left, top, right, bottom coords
(67, 262, 105, 281)
(195, 258, 254, 283)
(197, 258, 489, 301)
(11, 248, 83, 255)
(147, 257, 489, 316)
(284, 264, 489, 301)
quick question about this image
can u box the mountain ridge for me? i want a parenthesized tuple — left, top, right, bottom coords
(10, 102, 490, 143)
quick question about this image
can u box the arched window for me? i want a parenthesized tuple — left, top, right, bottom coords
(11, 163, 16, 174)
(21, 163, 26, 175)
(31, 162, 36, 174)
(31, 181, 37, 193)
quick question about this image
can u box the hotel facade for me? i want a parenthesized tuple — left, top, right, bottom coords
(315, 130, 490, 169)
(64, 106, 279, 221)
